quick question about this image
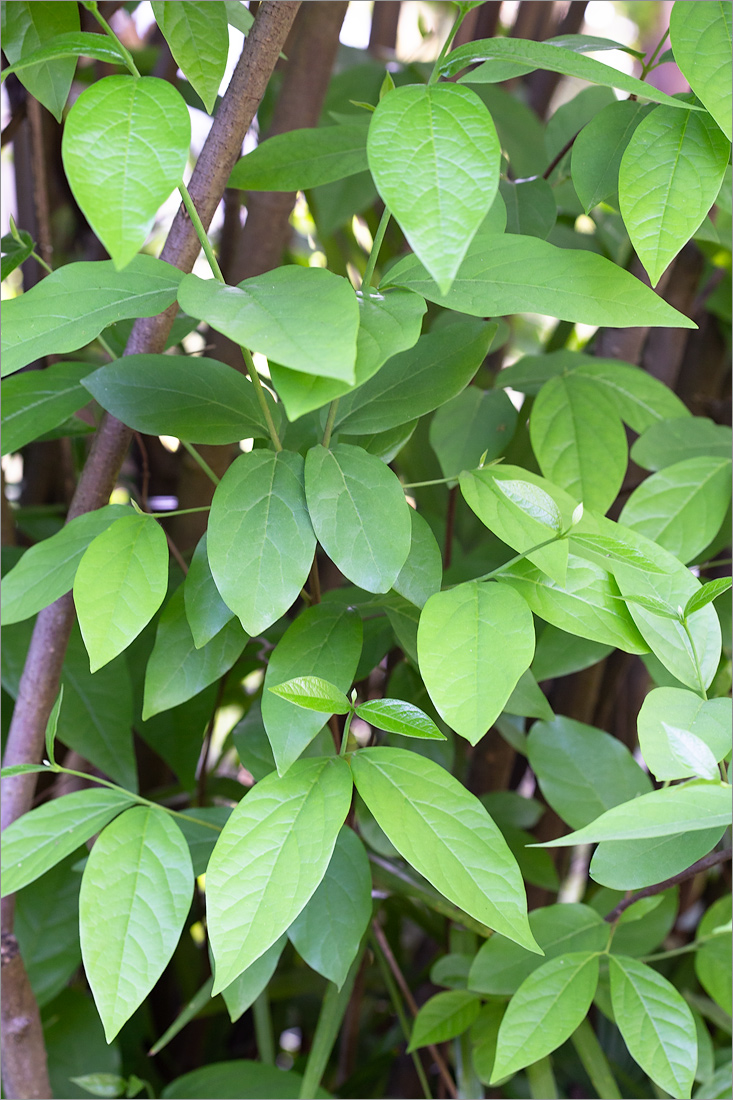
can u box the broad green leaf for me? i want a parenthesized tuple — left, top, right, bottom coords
(532, 623, 612, 681)
(62, 76, 190, 269)
(632, 417, 732, 471)
(151, 1, 228, 113)
(0, 31, 127, 77)
(178, 268, 359, 381)
(491, 953, 599, 1080)
(590, 829, 726, 891)
(504, 669, 554, 722)
(472, 84, 546, 179)
(367, 83, 500, 293)
(637, 688, 731, 781)
(429, 387, 518, 482)
(74, 515, 169, 671)
(268, 675, 352, 715)
(0, 764, 50, 778)
(287, 827, 372, 989)
(541, 782, 732, 845)
(407, 990, 482, 1052)
(570, 534, 670, 574)
(1, 1, 79, 120)
(1, 255, 184, 377)
(530, 374, 627, 514)
(42, 987, 121, 1097)
(142, 588, 247, 719)
(183, 534, 234, 649)
(471, 1002, 505, 1085)
(619, 457, 731, 564)
(355, 698, 445, 741)
(497, 349, 583, 395)
(80, 806, 193, 1041)
(669, 1, 733, 140)
(229, 123, 369, 191)
(82, 355, 277, 444)
(262, 604, 362, 775)
(685, 578, 733, 618)
(381, 231, 695, 329)
(1, 505, 130, 625)
(2, 361, 95, 456)
(695, 895, 732, 1016)
(609, 955, 697, 1098)
(574, 359, 689, 434)
(571, 100, 653, 212)
(15, 849, 83, 1009)
(270, 288, 426, 421)
(351, 747, 539, 952)
(69, 1073, 128, 1099)
(528, 716, 652, 830)
(304, 443, 411, 593)
(622, 592, 678, 618)
(208, 451, 315, 635)
(220, 935, 286, 1023)
(207, 756, 353, 993)
(1, 227, 34, 280)
(161, 1060, 330, 1099)
(418, 581, 535, 745)
(619, 103, 731, 286)
(392, 509, 442, 610)
(500, 177, 556, 239)
(1, 789, 133, 897)
(223, 0, 254, 36)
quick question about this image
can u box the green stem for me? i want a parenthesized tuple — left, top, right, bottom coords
(402, 476, 458, 489)
(29, 248, 53, 276)
(681, 617, 707, 699)
(570, 1018, 621, 1099)
(475, 532, 565, 582)
(526, 1056, 558, 1100)
(640, 28, 670, 79)
(95, 333, 117, 359)
(361, 205, 391, 294)
(339, 710, 355, 756)
(181, 440, 220, 485)
(371, 932, 433, 1100)
(322, 399, 340, 448)
(253, 990, 275, 1065)
(178, 180, 225, 282)
(455, 1028, 483, 1099)
(298, 945, 365, 1100)
(429, 7, 468, 84)
(82, 0, 140, 77)
(240, 346, 283, 451)
(146, 506, 211, 518)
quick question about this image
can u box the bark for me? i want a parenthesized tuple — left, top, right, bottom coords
(1, 935, 49, 1100)
(368, 0, 401, 56)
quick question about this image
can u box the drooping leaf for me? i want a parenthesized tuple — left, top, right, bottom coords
(637, 688, 731, 781)
(220, 935, 287, 1023)
(1, 1, 79, 120)
(182, 534, 234, 649)
(669, 1, 732, 140)
(229, 123, 369, 191)
(355, 698, 445, 741)
(268, 675, 352, 715)
(151, 1, 229, 113)
(429, 387, 518, 482)
(2, 361, 96, 455)
(571, 100, 653, 213)
(392, 508, 442, 610)
(407, 990, 482, 1052)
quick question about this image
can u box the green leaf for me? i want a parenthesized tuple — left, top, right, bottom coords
(0, 31, 128, 77)
(223, 0, 254, 36)
(541, 781, 732, 845)
(45, 686, 63, 766)
(695, 895, 732, 1016)
(574, 359, 690, 434)
(161, 1060, 330, 1099)
(392, 509, 442, 610)
(500, 177, 556, 239)
(1, 227, 34, 280)
(417, 581, 535, 745)
(504, 669, 554, 722)
(0, 764, 51, 778)
(591, 829, 726, 891)
(262, 604, 362, 775)
(570, 533, 670, 574)
(609, 955, 697, 1098)
(367, 83, 500, 293)
(1, 789, 134, 897)
(669, 1, 733, 141)
(178, 268, 359, 382)
(571, 100, 653, 213)
(532, 623, 612, 681)
(1, 504, 130, 625)
(527, 716, 652, 830)
(208, 451, 315, 635)
(305, 443, 411, 593)
(622, 592, 679, 618)
(80, 806, 193, 1041)
(62, 76, 190, 269)
(355, 698, 445, 741)
(407, 990, 482, 1052)
(619, 103, 731, 286)
(287, 827, 372, 989)
(1, 255, 184, 377)
(15, 849, 83, 1009)
(1, 1, 79, 120)
(491, 953, 599, 1080)
(229, 123, 369, 191)
(637, 687, 731, 781)
(632, 416, 732, 471)
(497, 349, 583, 396)
(530, 374, 627, 514)
(268, 675, 352, 715)
(685, 578, 733, 618)
(142, 588, 247, 719)
(151, 1, 228, 113)
(207, 756, 353, 993)
(82, 355, 277, 444)
(619, 457, 731, 564)
(351, 746, 539, 952)
(175, 807, 230, 878)
(382, 231, 695, 329)
(219, 937, 286, 1024)
(74, 514, 169, 671)
(429, 387, 518, 483)
(182, 533, 234, 649)
(69, 1073, 127, 1099)
(2, 361, 96, 456)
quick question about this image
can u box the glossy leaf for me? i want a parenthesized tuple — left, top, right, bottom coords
(417, 581, 535, 745)
(355, 698, 445, 741)
(1, 1, 79, 120)
(206, 756, 353, 993)
(407, 990, 482, 1052)
(572, 100, 653, 212)
(632, 416, 732, 471)
(62, 76, 190, 269)
(229, 123, 369, 191)
(74, 515, 169, 671)
(684, 578, 733, 618)
(183, 533, 235, 649)
(80, 806, 193, 1041)
(573, 359, 689, 434)
(570, 533, 670, 574)
(351, 747, 539, 952)
(429, 387, 517, 483)
(591, 829, 727, 891)
(392, 509, 442, 610)
(220, 935, 287, 1023)
(669, 1, 733, 140)
(367, 83, 500, 293)
(637, 688, 731, 781)
(151, 1, 228, 113)
(208, 450, 315, 635)
(268, 675, 352, 715)
(0, 30, 127, 77)
(2, 361, 95, 455)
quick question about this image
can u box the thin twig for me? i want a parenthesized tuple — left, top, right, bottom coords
(604, 848, 732, 923)
(165, 530, 189, 577)
(543, 129, 581, 180)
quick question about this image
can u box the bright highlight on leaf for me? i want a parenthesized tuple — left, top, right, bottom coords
(268, 676, 352, 715)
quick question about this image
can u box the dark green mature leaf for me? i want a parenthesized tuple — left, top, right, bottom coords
(2, 362, 95, 456)
(1, 227, 34, 280)
(15, 850, 83, 1008)
(62, 76, 190, 269)
(183, 534, 234, 649)
(429, 387, 518, 482)
(229, 123, 369, 191)
(0, 31, 128, 76)
(695, 895, 732, 1016)
(151, 1, 229, 113)
(382, 231, 695, 328)
(500, 177, 556, 239)
(408, 990, 482, 1052)
(208, 451, 315, 635)
(82, 355, 276, 444)
(631, 416, 732, 470)
(669, 1, 732, 140)
(207, 756, 353, 992)
(590, 829, 726, 891)
(268, 675, 352, 715)
(572, 100, 653, 212)
(532, 623, 612, 681)
(1, 256, 184, 376)
(637, 688, 731, 781)
(220, 936, 286, 1023)
(351, 747, 539, 952)
(161, 1061, 330, 1099)
(1, 1, 79, 120)
(355, 698, 445, 741)
(392, 509, 442, 610)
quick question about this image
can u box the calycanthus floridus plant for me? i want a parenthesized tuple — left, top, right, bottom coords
(0, 1, 731, 1098)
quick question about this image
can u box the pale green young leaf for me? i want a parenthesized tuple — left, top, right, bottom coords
(229, 123, 369, 191)
(45, 686, 63, 766)
(1, 789, 134, 897)
(183, 534, 235, 649)
(0, 765, 51, 778)
(429, 387, 518, 482)
(74, 515, 169, 671)
(367, 83, 500, 293)
(62, 76, 190, 269)
(2, 361, 95, 456)
(407, 990, 482, 1052)
(621, 592, 679, 619)
(351, 747, 540, 952)
(494, 479, 563, 533)
(208, 451, 315, 635)
(637, 688, 731, 781)
(417, 581, 535, 745)
(609, 955, 697, 1098)
(491, 953, 599, 1081)
(570, 534, 670, 574)
(80, 806, 194, 1041)
(355, 698, 445, 741)
(571, 100, 653, 213)
(392, 509, 442, 610)
(669, 1, 732, 140)
(220, 936, 287, 1023)
(1, 1, 79, 120)
(684, 578, 733, 618)
(632, 417, 732, 471)
(207, 756, 353, 993)
(0, 31, 128, 77)
(151, 1, 228, 113)
(268, 676, 352, 715)
(574, 359, 689, 434)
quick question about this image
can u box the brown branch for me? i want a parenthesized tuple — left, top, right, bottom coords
(542, 129, 581, 180)
(604, 848, 732, 923)
(1, 934, 49, 1099)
